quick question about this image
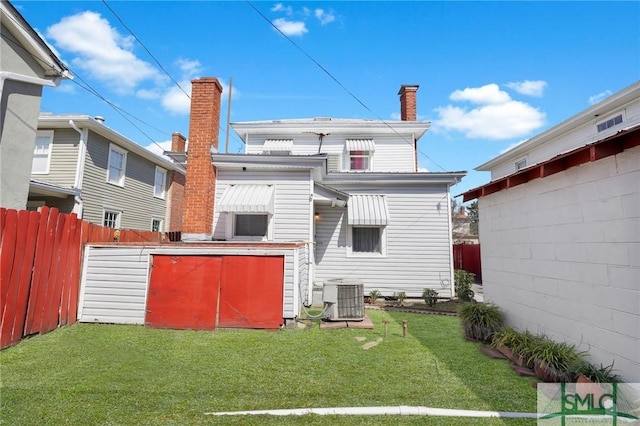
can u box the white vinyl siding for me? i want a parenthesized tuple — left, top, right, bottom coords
(81, 131, 168, 230)
(32, 130, 53, 174)
(314, 184, 453, 297)
(490, 98, 640, 180)
(79, 245, 307, 324)
(213, 170, 311, 242)
(107, 143, 127, 186)
(245, 134, 415, 172)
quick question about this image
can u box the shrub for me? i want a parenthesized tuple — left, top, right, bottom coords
(457, 302, 503, 343)
(454, 269, 475, 302)
(528, 339, 587, 382)
(567, 360, 619, 383)
(422, 288, 439, 307)
(393, 291, 406, 307)
(368, 289, 381, 304)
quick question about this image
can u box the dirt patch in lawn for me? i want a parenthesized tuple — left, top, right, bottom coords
(366, 298, 460, 315)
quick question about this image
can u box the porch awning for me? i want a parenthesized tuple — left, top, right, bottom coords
(345, 139, 375, 152)
(218, 184, 275, 214)
(263, 139, 293, 152)
(347, 194, 389, 226)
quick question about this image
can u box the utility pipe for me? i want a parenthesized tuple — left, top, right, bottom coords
(206, 406, 539, 418)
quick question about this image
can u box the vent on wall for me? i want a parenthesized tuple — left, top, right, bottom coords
(322, 278, 365, 321)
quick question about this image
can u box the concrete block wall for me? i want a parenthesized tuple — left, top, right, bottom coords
(480, 145, 639, 383)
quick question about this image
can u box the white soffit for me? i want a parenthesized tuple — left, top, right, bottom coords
(219, 184, 275, 214)
(347, 194, 389, 226)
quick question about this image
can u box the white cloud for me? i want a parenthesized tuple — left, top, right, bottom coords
(273, 18, 308, 36)
(505, 80, 547, 97)
(271, 3, 293, 15)
(589, 90, 612, 105)
(432, 84, 546, 140)
(46, 11, 160, 92)
(315, 8, 336, 25)
(450, 83, 511, 105)
(144, 140, 172, 157)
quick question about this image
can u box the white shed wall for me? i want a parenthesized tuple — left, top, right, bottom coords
(314, 184, 453, 297)
(479, 145, 640, 383)
(78, 245, 308, 324)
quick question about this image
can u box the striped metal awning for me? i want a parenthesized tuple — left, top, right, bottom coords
(263, 139, 293, 152)
(347, 194, 389, 226)
(218, 184, 275, 214)
(345, 139, 375, 152)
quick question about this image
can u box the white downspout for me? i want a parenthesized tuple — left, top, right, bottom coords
(446, 184, 455, 298)
(69, 119, 87, 218)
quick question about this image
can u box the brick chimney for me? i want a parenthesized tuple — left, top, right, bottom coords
(182, 78, 223, 241)
(167, 132, 186, 232)
(398, 84, 419, 121)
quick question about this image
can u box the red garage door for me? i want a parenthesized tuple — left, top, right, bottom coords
(146, 256, 221, 330)
(146, 255, 284, 330)
(219, 256, 284, 329)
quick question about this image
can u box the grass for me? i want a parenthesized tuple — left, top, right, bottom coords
(1, 310, 538, 425)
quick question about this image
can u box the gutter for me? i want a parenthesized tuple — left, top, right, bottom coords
(69, 119, 87, 218)
(0, 71, 62, 101)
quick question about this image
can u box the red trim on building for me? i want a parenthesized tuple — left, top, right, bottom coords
(461, 126, 640, 202)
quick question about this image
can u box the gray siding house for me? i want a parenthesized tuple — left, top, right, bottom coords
(0, 0, 71, 209)
(30, 115, 185, 231)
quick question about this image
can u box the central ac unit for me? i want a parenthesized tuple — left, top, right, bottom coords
(322, 278, 365, 321)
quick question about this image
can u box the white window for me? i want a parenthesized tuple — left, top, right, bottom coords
(151, 218, 163, 232)
(597, 114, 623, 132)
(154, 167, 167, 199)
(226, 213, 272, 241)
(107, 144, 127, 186)
(103, 209, 121, 228)
(347, 226, 387, 257)
(515, 159, 527, 171)
(348, 150, 372, 171)
(235, 214, 268, 237)
(32, 131, 53, 174)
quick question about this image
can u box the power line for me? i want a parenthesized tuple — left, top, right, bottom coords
(101, 0, 190, 100)
(245, 1, 449, 172)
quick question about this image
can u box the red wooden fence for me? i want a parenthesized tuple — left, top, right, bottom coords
(0, 207, 173, 349)
(453, 243, 482, 282)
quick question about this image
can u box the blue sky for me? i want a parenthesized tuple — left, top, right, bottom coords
(14, 1, 640, 199)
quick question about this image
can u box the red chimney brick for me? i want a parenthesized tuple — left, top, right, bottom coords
(166, 133, 186, 232)
(171, 132, 186, 153)
(182, 78, 223, 240)
(398, 84, 419, 121)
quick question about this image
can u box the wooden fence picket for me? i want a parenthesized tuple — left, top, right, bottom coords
(0, 206, 174, 349)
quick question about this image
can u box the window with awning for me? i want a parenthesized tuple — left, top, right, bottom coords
(345, 140, 375, 171)
(218, 184, 275, 214)
(347, 194, 389, 226)
(263, 139, 293, 154)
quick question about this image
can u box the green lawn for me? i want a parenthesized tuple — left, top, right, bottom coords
(1, 310, 538, 425)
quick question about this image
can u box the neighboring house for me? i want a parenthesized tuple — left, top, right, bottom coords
(0, 0, 71, 209)
(175, 78, 466, 300)
(30, 114, 186, 232)
(461, 81, 640, 383)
